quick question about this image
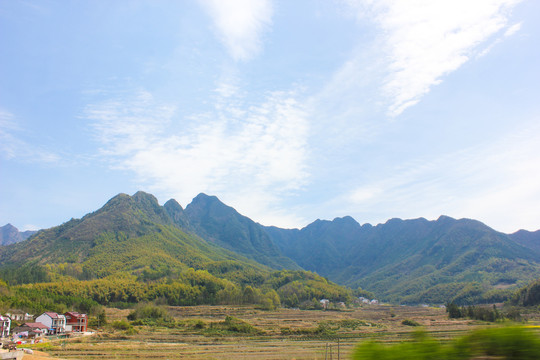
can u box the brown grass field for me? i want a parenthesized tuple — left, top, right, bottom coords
(21, 305, 540, 360)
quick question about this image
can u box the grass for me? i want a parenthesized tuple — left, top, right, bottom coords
(31, 304, 540, 359)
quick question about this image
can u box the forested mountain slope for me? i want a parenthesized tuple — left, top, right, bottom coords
(509, 229, 540, 257)
(183, 193, 299, 270)
(267, 216, 540, 304)
(0, 192, 350, 312)
(0, 191, 270, 285)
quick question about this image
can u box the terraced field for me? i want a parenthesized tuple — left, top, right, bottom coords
(27, 305, 530, 360)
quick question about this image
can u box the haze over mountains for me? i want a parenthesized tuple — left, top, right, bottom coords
(1, 191, 540, 304)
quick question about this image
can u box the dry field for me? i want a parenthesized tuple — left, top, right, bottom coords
(23, 305, 531, 360)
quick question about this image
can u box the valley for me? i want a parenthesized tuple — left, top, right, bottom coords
(2, 191, 540, 359)
(27, 304, 511, 360)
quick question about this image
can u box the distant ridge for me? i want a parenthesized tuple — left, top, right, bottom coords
(509, 229, 540, 256)
(0, 223, 37, 246)
(266, 215, 540, 303)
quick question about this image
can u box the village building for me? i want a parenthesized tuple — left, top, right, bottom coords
(13, 322, 48, 339)
(64, 311, 88, 332)
(0, 315, 11, 338)
(319, 299, 330, 309)
(35, 312, 66, 335)
(5, 310, 33, 322)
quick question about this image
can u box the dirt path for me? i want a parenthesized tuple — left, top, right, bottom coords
(22, 350, 62, 360)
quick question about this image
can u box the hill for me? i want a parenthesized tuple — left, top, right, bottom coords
(183, 193, 299, 270)
(0, 192, 349, 313)
(511, 276, 540, 306)
(509, 229, 540, 257)
(0, 223, 36, 246)
(0, 192, 270, 284)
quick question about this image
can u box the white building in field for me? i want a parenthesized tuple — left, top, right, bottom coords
(35, 312, 66, 335)
(320, 299, 330, 309)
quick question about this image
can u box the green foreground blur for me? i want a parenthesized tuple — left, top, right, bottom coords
(353, 326, 540, 360)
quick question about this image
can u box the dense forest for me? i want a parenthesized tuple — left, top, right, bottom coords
(0, 269, 354, 316)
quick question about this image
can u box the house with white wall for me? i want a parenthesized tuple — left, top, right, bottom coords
(35, 312, 66, 335)
(0, 315, 11, 338)
(6, 310, 33, 322)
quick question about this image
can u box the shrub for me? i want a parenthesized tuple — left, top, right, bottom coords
(206, 316, 260, 335)
(401, 319, 421, 327)
(127, 303, 174, 326)
(446, 302, 502, 322)
(223, 316, 256, 333)
(193, 319, 206, 329)
(111, 320, 132, 330)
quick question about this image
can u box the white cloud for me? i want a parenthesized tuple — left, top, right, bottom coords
(350, 185, 383, 203)
(86, 87, 309, 227)
(0, 110, 21, 159)
(0, 109, 60, 163)
(199, 0, 273, 61)
(345, 0, 523, 116)
(504, 22, 522, 37)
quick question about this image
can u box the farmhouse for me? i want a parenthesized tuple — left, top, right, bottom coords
(35, 312, 66, 335)
(5, 310, 33, 322)
(64, 311, 88, 332)
(319, 299, 330, 309)
(13, 322, 48, 339)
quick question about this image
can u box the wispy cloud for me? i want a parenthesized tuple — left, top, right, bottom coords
(0, 109, 60, 163)
(86, 87, 309, 227)
(345, 121, 540, 232)
(345, 0, 523, 116)
(198, 0, 273, 61)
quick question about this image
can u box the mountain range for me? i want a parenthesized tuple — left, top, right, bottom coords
(1, 191, 540, 304)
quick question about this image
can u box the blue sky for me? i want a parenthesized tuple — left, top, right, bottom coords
(1, 0, 539, 233)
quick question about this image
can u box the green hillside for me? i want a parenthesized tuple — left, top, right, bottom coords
(0, 192, 270, 283)
(0, 192, 349, 314)
(2, 190, 540, 307)
(268, 216, 540, 304)
(511, 277, 540, 306)
(184, 193, 299, 270)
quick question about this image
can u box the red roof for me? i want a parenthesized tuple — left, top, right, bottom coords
(44, 311, 60, 318)
(65, 311, 87, 318)
(20, 322, 48, 330)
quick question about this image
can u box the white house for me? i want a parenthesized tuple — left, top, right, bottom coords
(35, 312, 66, 335)
(6, 310, 33, 322)
(319, 299, 330, 309)
(0, 315, 11, 338)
